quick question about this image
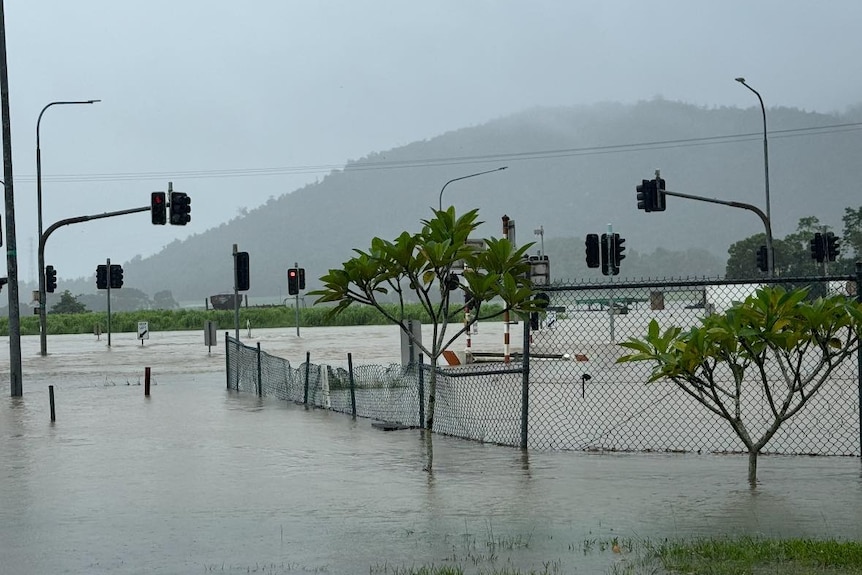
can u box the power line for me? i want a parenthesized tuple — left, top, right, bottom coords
(22, 120, 862, 185)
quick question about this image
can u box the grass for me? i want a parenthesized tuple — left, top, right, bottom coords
(368, 536, 862, 575)
(653, 536, 862, 574)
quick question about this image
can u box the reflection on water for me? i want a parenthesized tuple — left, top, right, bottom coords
(1, 328, 861, 574)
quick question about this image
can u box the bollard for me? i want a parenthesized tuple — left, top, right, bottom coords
(49, 385, 56, 422)
(144, 367, 151, 397)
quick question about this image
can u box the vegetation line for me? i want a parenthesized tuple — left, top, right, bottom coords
(0, 302, 503, 337)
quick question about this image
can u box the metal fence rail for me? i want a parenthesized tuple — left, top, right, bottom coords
(226, 272, 861, 457)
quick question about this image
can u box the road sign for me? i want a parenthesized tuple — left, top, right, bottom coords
(137, 321, 149, 341)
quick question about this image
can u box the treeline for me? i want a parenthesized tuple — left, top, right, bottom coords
(0, 303, 504, 336)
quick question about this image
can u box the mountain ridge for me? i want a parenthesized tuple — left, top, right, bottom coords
(54, 99, 862, 303)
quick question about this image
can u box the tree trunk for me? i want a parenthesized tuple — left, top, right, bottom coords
(424, 367, 436, 472)
(748, 449, 758, 486)
(423, 429, 434, 473)
(425, 367, 436, 430)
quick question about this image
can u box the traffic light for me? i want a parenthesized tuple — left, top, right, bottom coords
(45, 265, 57, 293)
(585, 233, 600, 268)
(756, 245, 768, 272)
(287, 268, 299, 295)
(636, 179, 654, 212)
(151, 192, 166, 225)
(236, 251, 250, 291)
(96, 264, 108, 289)
(109, 264, 124, 289)
(169, 192, 191, 225)
(636, 178, 667, 212)
(654, 177, 667, 211)
(825, 232, 840, 262)
(810, 233, 825, 263)
(298, 268, 306, 290)
(611, 233, 626, 268)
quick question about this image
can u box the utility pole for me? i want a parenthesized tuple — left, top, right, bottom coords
(0, 2, 23, 395)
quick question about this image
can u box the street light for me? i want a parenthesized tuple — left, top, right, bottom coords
(735, 77, 773, 278)
(437, 166, 507, 211)
(37, 99, 100, 356)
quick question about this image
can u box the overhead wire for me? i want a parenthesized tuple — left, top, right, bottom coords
(24, 120, 862, 184)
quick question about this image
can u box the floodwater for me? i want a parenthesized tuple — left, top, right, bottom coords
(2, 325, 862, 574)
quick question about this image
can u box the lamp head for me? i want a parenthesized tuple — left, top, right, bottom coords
(735, 77, 746, 84)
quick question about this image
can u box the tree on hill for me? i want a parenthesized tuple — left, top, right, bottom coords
(311, 207, 540, 472)
(50, 291, 89, 314)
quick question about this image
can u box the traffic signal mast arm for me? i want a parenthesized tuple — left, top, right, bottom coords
(660, 187, 773, 250)
(38, 205, 151, 262)
(38, 206, 150, 293)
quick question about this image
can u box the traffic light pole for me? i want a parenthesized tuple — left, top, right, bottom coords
(232, 244, 240, 341)
(661, 188, 773, 277)
(105, 257, 112, 348)
(294, 261, 300, 338)
(607, 223, 615, 344)
(38, 205, 149, 356)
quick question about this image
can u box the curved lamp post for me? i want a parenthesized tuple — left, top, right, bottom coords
(735, 77, 773, 278)
(37, 99, 100, 356)
(438, 166, 507, 212)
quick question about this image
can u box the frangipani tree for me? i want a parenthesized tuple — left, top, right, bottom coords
(618, 286, 862, 485)
(310, 208, 539, 467)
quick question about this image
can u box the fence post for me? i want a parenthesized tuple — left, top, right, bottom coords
(856, 261, 861, 456)
(418, 354, 425, 429)
(225, 331, 230, 390)
(256, 342, 262, 397)
(348, 353, 357, 418)
(521, 312, 531, 449)
(49, 385, 56, 422)
(304, 351, 311, 406)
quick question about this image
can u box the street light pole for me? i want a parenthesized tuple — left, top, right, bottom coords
(533, 225, 544, 256)
(37, 99, 100, 356)
(437, 166, 507, 212)
(735, 77, 773, 278)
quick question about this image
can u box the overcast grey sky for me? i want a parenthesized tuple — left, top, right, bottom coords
(5, 1, 862, 282)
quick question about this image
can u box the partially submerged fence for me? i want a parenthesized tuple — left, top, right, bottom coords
(226, 271, 862, 457)
(226, 338, 528, 445)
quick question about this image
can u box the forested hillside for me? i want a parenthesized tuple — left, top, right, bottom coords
(54, 100, 862, 303)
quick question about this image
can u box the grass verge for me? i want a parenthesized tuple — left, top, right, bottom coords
(369, 536, 862, 575)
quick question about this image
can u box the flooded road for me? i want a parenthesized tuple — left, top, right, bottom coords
(2, 326, 861, 574)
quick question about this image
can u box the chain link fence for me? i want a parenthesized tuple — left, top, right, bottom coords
(226, 273, 861, 457)
(529, 275, 860, 456)
(226, 336, 526, 444)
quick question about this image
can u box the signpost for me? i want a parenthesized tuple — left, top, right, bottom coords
(137, 321, 149, 345)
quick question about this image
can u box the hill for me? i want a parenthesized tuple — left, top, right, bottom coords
(55, 99, 862, 303)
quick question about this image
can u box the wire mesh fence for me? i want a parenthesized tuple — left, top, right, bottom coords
(226, 273, 861, 457)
